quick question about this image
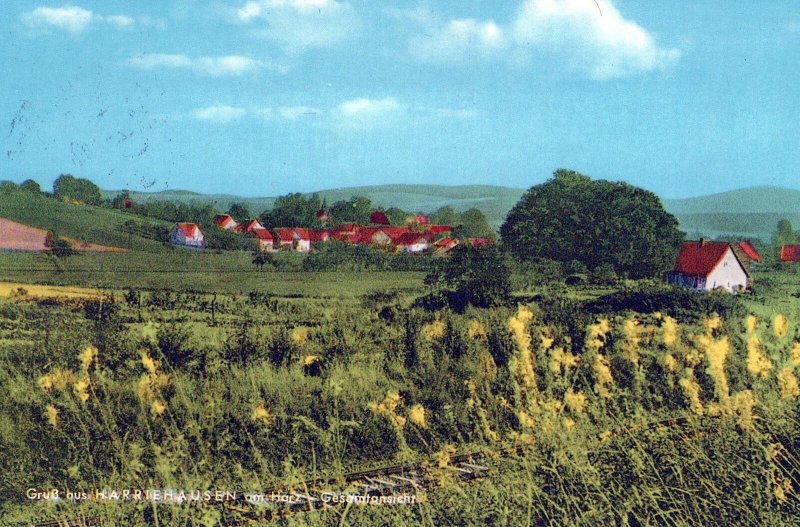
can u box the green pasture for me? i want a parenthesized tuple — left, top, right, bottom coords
(0, 251, 428, 298)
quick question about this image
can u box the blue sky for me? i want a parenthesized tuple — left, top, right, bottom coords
(1, 0, 799, 199)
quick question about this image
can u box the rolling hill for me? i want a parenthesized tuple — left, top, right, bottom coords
(104, 184, 800, 242)
(0, 189, 171, 252)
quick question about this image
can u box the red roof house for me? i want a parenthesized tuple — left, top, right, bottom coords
(170, 223, 205, 249)
(214, 214, 238, 230)
(736, 241, 762, 263)
(668, 240, 749, 292)
(252, 228, 274, 250)
(780, 244, 800, 262)
(234, 219, 266, 234)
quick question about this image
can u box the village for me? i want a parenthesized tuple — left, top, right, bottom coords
(169, 209, 492, 256)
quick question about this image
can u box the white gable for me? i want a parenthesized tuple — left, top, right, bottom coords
(705, 247, 748, 292)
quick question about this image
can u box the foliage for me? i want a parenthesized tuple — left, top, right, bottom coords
(226, 202, 251, 223)
(53, 174, 102, 205)
(18, 179, 41, 193)
(328, 195, 373, 225)
(260, 192, 323, 229)
(501, 169, 684, 279)
(425, 244, 511, 308)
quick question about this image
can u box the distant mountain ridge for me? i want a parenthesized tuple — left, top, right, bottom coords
(103, 184, 800, 243)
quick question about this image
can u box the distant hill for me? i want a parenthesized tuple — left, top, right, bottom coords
(102, 184, 800, 243)
(103, 185, 528, 228)
(0, 190, 171, 252)
(664, 186, 800, 242)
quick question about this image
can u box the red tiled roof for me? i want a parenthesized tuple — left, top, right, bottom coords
(673, 241, 734, 276)
(416, 214, 429, 225)
(470, 238, 493, 247)
(176, 223, 201, 238)
(274, 228, 293, 243)
(253, 229, 273, 241)
(214, 214, 234, 227)
(737, 240, 762, 262)
(234, 219, 265, 233)
(780, 244, 800, 262)
(310, 229, 329, 242)
(394, 232, 432, 246)
(292, 228, 311, 241)
(428, 225, 452, 235)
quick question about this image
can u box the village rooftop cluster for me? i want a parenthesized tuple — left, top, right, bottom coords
(169, 210, 491, 256)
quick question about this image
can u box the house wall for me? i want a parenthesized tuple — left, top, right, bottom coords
(170, 229, 204, 248)
(706, 248, 748, 292)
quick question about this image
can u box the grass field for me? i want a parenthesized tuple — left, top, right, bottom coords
(0, 251, 428, 298)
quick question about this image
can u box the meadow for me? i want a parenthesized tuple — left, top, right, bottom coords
(0, 257, 799, 526)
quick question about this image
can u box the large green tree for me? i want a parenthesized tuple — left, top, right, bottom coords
(500, 169, 684, 279)
(53, 174, 102, 205)
(260, 193, 323, 228)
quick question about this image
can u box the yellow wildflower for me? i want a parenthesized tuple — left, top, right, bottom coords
(79, 345, 98, 371)
(746, 335, 773, 379)
(587, 318, 611, 352)
(731, 390, 757, 431)
(563, 417, 576, 431)
(251, 404, 273, 424)
(593, 353, 614, 399)
(303, 355, 319, 366)
(622, 318, 641, 365)
(73, 377, 90, 404)
(663, 354, 679, 372)
(704, 336, 731, 404)
(745, 315, 758, 333)
(38, 369, 77, 392)
(141, 351, 158, 375)
(151, 400, 167, 416)
(290, 326, 311, 346)
(777, 368, 800, 399)
(704, 314, 722, 335)
(549, 347, 579, 374)
(773, 314, 789, 338)
(774, 478, 792, 504)
(679, 374, 704, 416)
(662, 316, 680, 347)
(563, 390, 587, 414)
(467, 320, 487, 339)
(408, 404, 427, 428)
(368, 390, 406, 429)
(45, 405, 59, 428)
(421, 318, 446, 340)
(508, 305, 538, 411)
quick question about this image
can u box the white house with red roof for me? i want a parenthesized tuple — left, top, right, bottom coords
(170, 223, 205, 249)
(394, 232, 433, 253)
(667, 240, 749, 292)
(291, 228, 312, 252)
(214, 214, 238, 231)
(252, 229, 274, 251)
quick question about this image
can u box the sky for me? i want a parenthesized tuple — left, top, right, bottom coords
(1, 0, 799, 199)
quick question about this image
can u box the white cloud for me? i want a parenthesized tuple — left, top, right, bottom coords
(410, 18, 507, 63)
(407, 0, 679, 79)
(128, 54, 264, 76)
(235, 0, 357, 52)
(22, 6, 94, 33)
(192, 105, 247, 123)
(102, 15, 136, 28)
(512, 0, 680, 79)
(22, 5, 161, 33)
(333, 97, 406, 130)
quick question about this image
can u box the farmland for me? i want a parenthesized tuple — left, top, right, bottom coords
(1, 253, 799, 525)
